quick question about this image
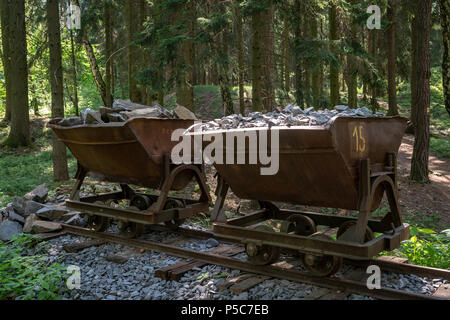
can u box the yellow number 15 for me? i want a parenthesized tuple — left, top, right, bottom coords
(353, 125, 366, 153)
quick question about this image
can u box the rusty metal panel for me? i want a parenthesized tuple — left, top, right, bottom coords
(47, 118, 196, 190)
(196, 116, 407, 211)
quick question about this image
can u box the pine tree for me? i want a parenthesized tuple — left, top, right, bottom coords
(386, 0, 398, 115)
(47, 0, 69, 181)
(439, 0, 450, 116)
(0, 1, 11, 121)
(329, 2, 339, 107)
(233, 0, 245, 115)
(73, 0, 111, 107)
(410, 0, 432, 183)
(347, 0, 358, 109)
(2, 0, 30, 147)
(104, 1, 113, 107)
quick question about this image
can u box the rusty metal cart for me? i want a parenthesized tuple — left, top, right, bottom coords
(193, 116, 409, 276)
(48, 118, 211, 238)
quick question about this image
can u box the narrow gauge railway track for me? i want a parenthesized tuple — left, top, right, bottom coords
(148, 224, 450, 281)
(61, 224, 448, 300)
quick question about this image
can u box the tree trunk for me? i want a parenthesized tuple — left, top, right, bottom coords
(4, 0, 29, 147)
(347, 1, 358, 109)
(329, 3, 339, 107)
(175, 0, 194, 111)
(410, 0, 432, 183)
(0, 1, 11, 121)
(293, 0, 304, 108)
(251, 5, 264, 111)
(219, 68, 234, 116)
(70, 29, 79, 115)
(282, 12, 290, 94)
(104, 2, 113, 107)
(251, 1, 274, 112)
(303, 12, 311, 105)
(439, 0, 450, 116)
(410, 15, 418, 127)
(233, 1, 245, 115)
(310, 11, 319, 106)
(126, 1, 140, 103)
(263, 3, 275, 111)
(368, 26, 376, 98)
(153, 0, 165, 106)
(47, 0, 69, 180)
(82, 38, 110, 106)
(219, 33, 234, 116)
(386, 0, 398, 115)
(73, 0, 110, 107)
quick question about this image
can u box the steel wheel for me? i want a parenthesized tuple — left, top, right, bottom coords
(117, 221, 144, 239)
(302, 233, 342, 277)
(280, 215, 317, 236)
(246, 225, 280, 266)
(163, 199, 186, 230)
(87, 201, 110, 232)
(336, 221, 374, 243)
(130, 194, 153, 211)
(117, 206, 144, 238)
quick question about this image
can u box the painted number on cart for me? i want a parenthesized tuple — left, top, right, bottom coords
(352, 125, 366, 153)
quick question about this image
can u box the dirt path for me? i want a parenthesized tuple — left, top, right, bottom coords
(397, 134, 450, 224)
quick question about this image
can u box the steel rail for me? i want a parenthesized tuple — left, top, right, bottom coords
(148, 224, 450, 281)
(347, 258, 450, 281)
(61, 224, 445, 300)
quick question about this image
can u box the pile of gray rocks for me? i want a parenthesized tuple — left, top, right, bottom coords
(200, 105, 385, 131)
(0, 184, 86, 241)
(40, 228, 446, 301)
(57, 100, 197, 127)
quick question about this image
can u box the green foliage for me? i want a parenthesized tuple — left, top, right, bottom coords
(188, 214, 212, 229)
(214, 272, 228, 279)
(402, 210, 448, 231)
(394, 67, 449, 158)
(430, 137, 450, 158)
(393, 226, 450, 269)
(0, 137, 77, 207)
(196, 272, 210, 281)
(380, 209, 450, 269)
(0, 234, 67, 300)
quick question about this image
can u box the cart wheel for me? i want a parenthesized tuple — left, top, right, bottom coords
(117, 221, 144, 239)
(280, 215, 317, 236)
(336, 221, 374, 243)
(302, 233, 343, 277)
(87, 201, 110, 232)
(117, 206, 144, 238)
(246, 225, 280, 266)
(163, 199, 186, 230)
(130, 194, 153, 211)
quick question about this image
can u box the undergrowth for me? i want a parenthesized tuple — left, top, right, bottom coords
(0, 234, 67, 300)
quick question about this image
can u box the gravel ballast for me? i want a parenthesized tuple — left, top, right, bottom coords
(36, 225, 446, 301)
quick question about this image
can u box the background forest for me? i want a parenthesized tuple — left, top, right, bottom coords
(0, 0, 449, 205)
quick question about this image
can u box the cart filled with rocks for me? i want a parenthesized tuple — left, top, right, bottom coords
(47, 100, 210, 238)
(189, 105, 410, 276)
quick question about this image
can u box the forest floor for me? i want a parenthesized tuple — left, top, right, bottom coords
(396, 134, 450, 226)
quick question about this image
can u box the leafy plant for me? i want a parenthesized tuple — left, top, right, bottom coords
(188, 214, 212, 229)
(387, 226, 450, 269)
(196, 272, 210, 281)
(402, 210, 448, 231)
(0, 234, 67, 300)
(214, 272, 228, 279)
